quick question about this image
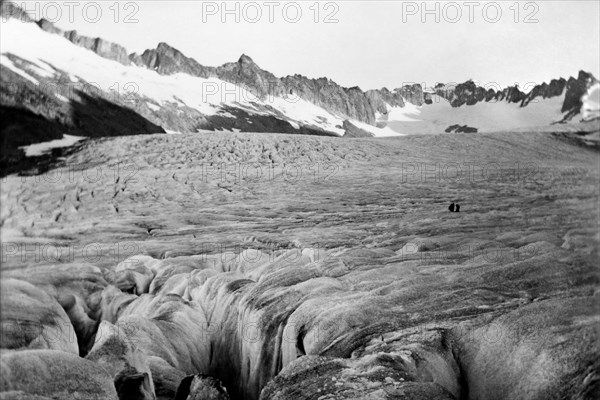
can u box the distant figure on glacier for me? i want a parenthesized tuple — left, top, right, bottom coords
(449, 203, 455, 212)
(455, 204, 460, 212)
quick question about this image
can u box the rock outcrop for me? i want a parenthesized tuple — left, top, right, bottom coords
(561, 70, 599, 121)
(521, 78, 567, 106)
(135, 43, 216, 78)
(445, 124, 478, 133)
(65, 31, 131, 66)
(35, 19, 131, 66)
(342, 120, 374, 138)
(436, 72, 599, 123)
(0, 0, 33, 22)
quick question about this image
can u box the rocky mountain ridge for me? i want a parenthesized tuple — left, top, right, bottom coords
(435, 71, 599, 123)
(1, 0, 598, 171)
(13, 5, 597, 128)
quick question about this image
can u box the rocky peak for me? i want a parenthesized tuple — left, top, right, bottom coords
(9, 9, 599, 129)
(521, 78, 567, 106)
(2, 8, 427, 126)
(36, 18, 62, 34)
(433, 71, 598, 122)
(562, 70, 599, 120)
(0, 0, 33, 22)
(156, 42, 174, 52)
(238, 54, 255, 66)
(28, 14, 132, 66)
(216, 55, 280, 98)
(577, 70, 596, 84)
(63, 30, 131, 66)
(138, 42, 215, 78)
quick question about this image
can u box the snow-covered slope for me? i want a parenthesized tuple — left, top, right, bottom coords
(582, 83, 600, 121)
(379, 89, 600, 134)
(19, 134, 85, 156)
(1, 6, 598, 156)
(0, 18, 398, 138)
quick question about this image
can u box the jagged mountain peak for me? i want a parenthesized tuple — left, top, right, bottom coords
(238, 54, 255, 65)
(577, 70, 595, 81)
(1, 7, 598, 140)
(155, 42, 181, 54)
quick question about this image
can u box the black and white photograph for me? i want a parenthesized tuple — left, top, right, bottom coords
(0, 1, 599, 399)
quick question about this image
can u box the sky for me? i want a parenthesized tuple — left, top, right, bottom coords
(11, 0, 600, 91)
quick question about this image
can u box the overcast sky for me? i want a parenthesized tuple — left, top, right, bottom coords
(15, 0, 600, 91)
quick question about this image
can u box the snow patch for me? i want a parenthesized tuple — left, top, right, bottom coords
(349, 119, 403, 137)
(55, 93, 69, 102)
(267, 97, 345, 135)
(0, 54, 39, 84)
(146, 102, 161, 111)
(582, 83, 600, 121)
(27, 61, 55, 78)
(217, 111, 237, 119)
(386, 102, 422, 122)
(20, 134, 85, 157)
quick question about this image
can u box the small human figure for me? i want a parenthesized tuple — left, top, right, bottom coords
(455, 204, 460, 212)
(449, 203, 455, 212)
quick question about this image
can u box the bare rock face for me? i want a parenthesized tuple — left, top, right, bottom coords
(445, 124, 478, 133)
(436, 80, 504, 107)
(365, 88, 405, 116)
(342, 120, 374, 138)
(138, 43, 216, 78)
(35, 18, 62, 34)
(562, 70, 599, 121)
(0, 0, 33, 22)
(279, 75, 377, 124)
(63, 30, 131, 66)
(33, 18, 131, 66)
(217, 54, 280, 98)
(521, 78, 567, 106)
(398, 83, 426, 106)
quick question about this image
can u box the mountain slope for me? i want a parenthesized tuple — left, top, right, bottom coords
(0, 14, 402, 143)
(0, 0, 598, 168)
